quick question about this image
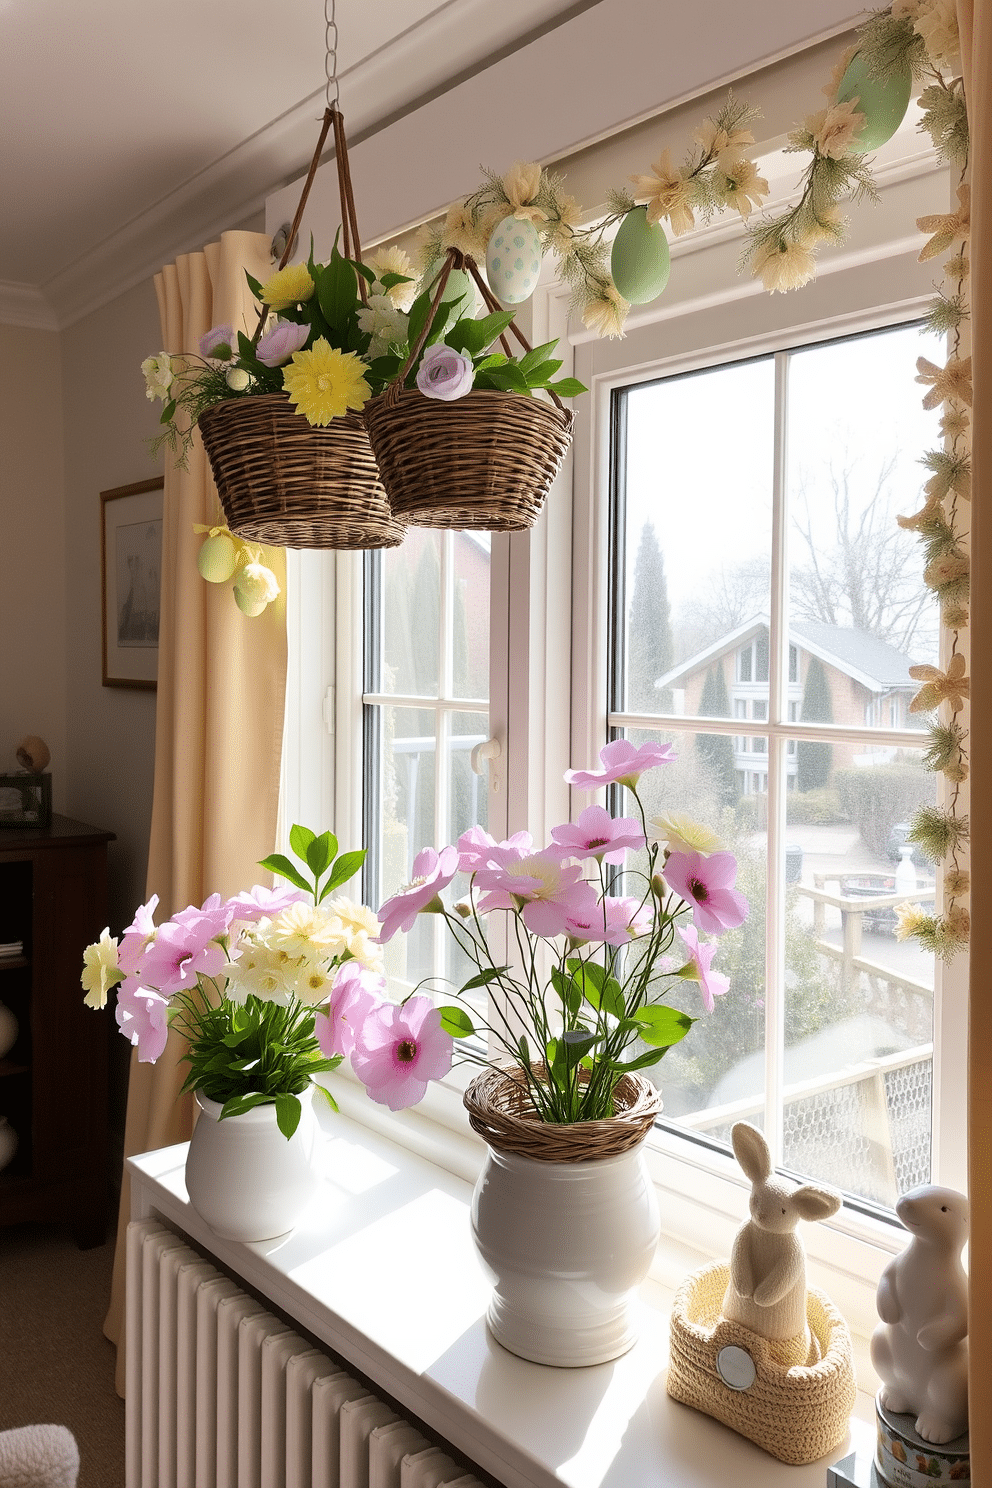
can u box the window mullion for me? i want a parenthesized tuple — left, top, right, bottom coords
(764, 350, 790, 1167)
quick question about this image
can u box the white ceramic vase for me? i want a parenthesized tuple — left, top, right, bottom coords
(185, 1086, 318, 1243)
(470, 1140, 660, 1367)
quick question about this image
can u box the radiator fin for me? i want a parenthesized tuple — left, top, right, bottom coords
(125, 1221, 487, 1488)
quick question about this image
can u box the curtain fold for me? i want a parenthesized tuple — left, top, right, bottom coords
(103, 230, 288, 1393)
(958, 0, 990, 1451)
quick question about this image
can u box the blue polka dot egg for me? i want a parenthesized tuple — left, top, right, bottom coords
(485, 214, 542, 305)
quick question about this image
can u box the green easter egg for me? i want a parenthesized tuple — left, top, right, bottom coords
(233, 583, 268, 618)
(440, 268, 478, 327)
(610, 207, 671, 305)
(836, 50, 913, 153)
(197, 532, 237, 584)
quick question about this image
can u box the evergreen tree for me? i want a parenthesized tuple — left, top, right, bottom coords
(696, 662, 738, 805)
(627, 523, 674, 713)
(796, 655, 834, 791)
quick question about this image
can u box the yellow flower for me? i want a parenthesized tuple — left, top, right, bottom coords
(650, 812, 725, 856)
(802, 205, 847, 246)
(266, 902, 347, 960)
(917, 184, 969, 262)
(546, 192, 582, 252)
(897, 493, 944, 532)
(804, 100, 867, 159)
(440, 202, 489, 260)
(712, 157, 769, 220)
(752, 236, 818, 293)
(940, 406, 970, 441)
(944, 250, 969, 281)
(822, 43, 859, 102)
(944, 868, 970, 898)
(502, 161, 546, 223)
(581, 284, 630, 339)
(894, 902, 929, 942)
(259, 263, 316, 311)
(915, 354, 972, 410)
(323, 897, 384, 972)
(630, 150, 695, 235)
(367, 245, 416, 311)
(282, 340, 371, 426)
(914, 0, 960, 71)
(943, 602, 969, 630)
(81, 928, 123, 1009)
(908, 652, 969, 712)
(694, 119, 756, 164)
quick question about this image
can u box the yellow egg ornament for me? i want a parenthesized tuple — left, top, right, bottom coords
(485, 215, 543, 305)
(197, 531, 238, 584)
(610, 207, 671, 305)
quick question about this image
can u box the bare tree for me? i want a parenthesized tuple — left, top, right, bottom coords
(674, 558, 770, 664)
(791, 456, 935, 656)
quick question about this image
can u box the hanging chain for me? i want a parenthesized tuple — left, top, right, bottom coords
(324, 0, 340, 110)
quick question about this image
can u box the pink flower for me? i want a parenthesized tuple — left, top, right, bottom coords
(677, 924, 730, 1012)
(551, 806, 645, 865)
(256, 320, 310, 367)
(351, 995, 453, 1110)
(118, 893, 159, 976)
(416, 343, 475, 402)
(475, 852, 595, 938)
(199, 323, 234, 359)
(115, 980, 170, 1062)
(377, 847, 460, 943)
(225, 883, 307, 924)
(137, 908, 228, 994)
(664, 850, 747, 936)
(457, 826, 532, 874)
(315, 962, 385, 1059)
(565, 738, 677, 791)
(563, 892, 653, 946)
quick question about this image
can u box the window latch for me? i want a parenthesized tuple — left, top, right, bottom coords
(470, 737, 502, 775)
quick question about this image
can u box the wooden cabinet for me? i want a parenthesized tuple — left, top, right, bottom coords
(0, 814, 115, 1246)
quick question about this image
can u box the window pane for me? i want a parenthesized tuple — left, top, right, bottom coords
(377, 704, 437, 988)
(452, 535, 490, 699)
(447, 711, 489, 842)
(787, 323, 944, 710)
(616, 727, 767, 1135)
(784, 745, 935, 1206)
(382, 529, 441, 696)
(621, 360, 775, 719)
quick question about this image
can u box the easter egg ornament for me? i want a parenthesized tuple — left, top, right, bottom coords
(610, 207, 671, 305)
(197, 531, 238, 584)
(485, 215, 543, 305)
(836, 50, 913, 154)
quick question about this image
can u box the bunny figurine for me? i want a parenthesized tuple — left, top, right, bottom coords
(871, 1185, 969, 1445)
(722, 1122, 842, 1347)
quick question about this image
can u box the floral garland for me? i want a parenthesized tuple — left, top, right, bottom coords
(417, 2, 970, 955)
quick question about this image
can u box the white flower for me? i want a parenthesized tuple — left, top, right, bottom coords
(226, 367, 250, 392)
(649, 813, 725, 857)
(264, 902, 349, 962)
(323, 897, 384, 972)
(141, 353, 174, 402)
(914, 0, 959, 71)
(581, 284, 630, 339)
(711, 157, 769, 220)
(367, 246, 416, 311)
(630, 149, 695, 235)
(804, 100, 866, 160)
(357, 292, 408, 355)
(222, 942, 294, 1005)
(752, 236, 818, 293)
(80, 928, 121, 1009)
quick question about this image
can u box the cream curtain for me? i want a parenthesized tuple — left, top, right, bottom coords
(958, 0, 990, 1451)
(103, 230, 288, 1392)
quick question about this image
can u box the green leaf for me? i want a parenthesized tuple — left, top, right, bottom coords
(289, 824, 316, 859)
(550, 966, 581, 1019)
(245, 271, 264, 301)
(160, 400, 176, 425)
(522, 360, 562, 387)
(446, 318, 490, 358)
(219, 1091, 270, 1120)
(634, 1004, 695, 1048)
(344, 257, 376, 285)
(305, 830, 337, 879)
(258, 853, 312, 895)
(319, 849, 366, 898)
(608, 1047, 669, 1072)
(547, 377, 587, 399)
(317, 245, 359, 331)
(472, 310, 516, 348)
(477, 362, 529, 393)
(561, 1028, 598, 1065)
(405, 289, 434, 355)
(377, 271, 413, 289)
(314, 1081, 339, 1113)
(438, 1005, 476, 1038)
(516, 341, 559, 376)
(473, 353, 509, 371)
(275, 1092, 302, 1140)
(459, 965, 510, 992)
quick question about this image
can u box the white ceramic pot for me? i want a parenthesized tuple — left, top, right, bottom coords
(0, 999, 18, 1060)
(185, 1087, 318, 1242)
(470, 1140, 660, 1367)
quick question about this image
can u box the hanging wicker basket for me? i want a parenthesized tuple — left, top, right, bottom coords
(364, 387, 573, 533)
(197, 394, 405, 550)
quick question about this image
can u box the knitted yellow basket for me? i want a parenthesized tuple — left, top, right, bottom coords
(666, 1261, 857, 1466)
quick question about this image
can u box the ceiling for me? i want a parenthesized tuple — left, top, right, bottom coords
(0, 0, 596, 329)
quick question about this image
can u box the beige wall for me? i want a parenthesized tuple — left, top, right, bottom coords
(60, 277, 163, 931)
(0, 324, 67, 789)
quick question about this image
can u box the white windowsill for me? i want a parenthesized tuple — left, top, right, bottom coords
(128, 1102, 877, 1488)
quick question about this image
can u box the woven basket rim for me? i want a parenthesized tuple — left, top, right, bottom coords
(367, 384, 575, 433)
(463, 1064, 663, 1162)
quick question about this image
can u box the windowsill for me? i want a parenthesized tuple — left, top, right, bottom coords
(128, 1099, 877, 1488)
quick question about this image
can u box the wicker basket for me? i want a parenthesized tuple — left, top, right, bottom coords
(363, 388, 574, 532)
(197, 394, 405, 550)
(666, 1260, 857, 1466)
(463, 1064, 663, 1162)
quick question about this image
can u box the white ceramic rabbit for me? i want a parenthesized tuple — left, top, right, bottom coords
(870, 1185, 969, 1445)
(722, 1122, 842, 1343)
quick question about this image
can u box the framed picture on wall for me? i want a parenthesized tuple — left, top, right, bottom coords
(100, 478, 164, 689)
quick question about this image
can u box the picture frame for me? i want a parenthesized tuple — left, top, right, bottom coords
(100, 478, 164, 689)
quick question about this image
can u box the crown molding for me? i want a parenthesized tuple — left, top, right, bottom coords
(0, 281, 58, 331)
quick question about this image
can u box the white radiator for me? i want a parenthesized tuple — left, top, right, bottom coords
(126, 1219, 487, 1488)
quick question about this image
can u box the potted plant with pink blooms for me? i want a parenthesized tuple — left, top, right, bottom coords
(374, 737, 747, 1368)
(80, 826, 454, 1243)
